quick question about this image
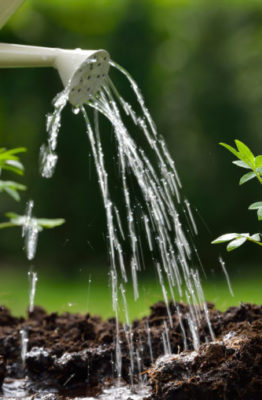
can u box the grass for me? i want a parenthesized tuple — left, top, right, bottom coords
(0, 263, 261, 322)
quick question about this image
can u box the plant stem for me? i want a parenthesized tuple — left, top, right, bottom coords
(0, 222, 15, 229)
(247, 237, 262, 247)
(254, 170, 262, 185)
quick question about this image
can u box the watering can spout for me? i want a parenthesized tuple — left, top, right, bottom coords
(0, 43, 110, 105)
(0, 1, 110, 105)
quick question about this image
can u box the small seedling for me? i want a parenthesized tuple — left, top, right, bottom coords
(0, 146, 65, 259)
(0, 147, 26, 174)
(212, 140, 262, 251)
(0, 147, 27, 200)
(0, 212, 65, 231)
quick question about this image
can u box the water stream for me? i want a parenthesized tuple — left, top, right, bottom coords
(28, 271, 38, 313)
(11, 58, 218, 398)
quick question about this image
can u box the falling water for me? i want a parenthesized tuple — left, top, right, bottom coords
(28, 271, 38, 313)
(145, 320, 154, 365)
(120, 283, 135, 381)
(110, 269, 122, 382)
(39, 57, 216, 387)
(40, 89, 69, 179)
(162, 320, 172, 355)
(89, 62, 214, 346)
(218, 256, 234, 297)
(22, 200, 39, 261)
(184, 198, 198, 235)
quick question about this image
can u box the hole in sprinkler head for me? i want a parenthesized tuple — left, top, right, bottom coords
(90, 64, 93, 70)
(97, 75, 100, 79)
(87, 76, 91, 80)
(98, 63, 101, 67)
(77, 89, 81, 93)
(103, 57, 107, 61)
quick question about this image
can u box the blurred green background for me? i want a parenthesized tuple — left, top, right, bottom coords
(0, 0, 261, 319)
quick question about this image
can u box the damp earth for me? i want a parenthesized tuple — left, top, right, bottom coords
(0, 301, 261, 400)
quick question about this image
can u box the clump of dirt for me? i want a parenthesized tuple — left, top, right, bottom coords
(0, 355, 5, 388)
(0, 302, 261, 399)
(148, 319, 262, 400)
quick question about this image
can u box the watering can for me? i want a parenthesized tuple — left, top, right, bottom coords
(0, 0, 110, 105)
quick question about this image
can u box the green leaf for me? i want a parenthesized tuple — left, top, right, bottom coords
(0, 148, 26, 176)
(3, 213, 65, 230)
(232, 160, 251, 169)
(0, 154, 17, 162)
(37, 218, 65, 228)
(212, 231, 262, 250)
(235, 140, 255, 166)
(255, 155, 262, 168)
(0, 180, 26, 191)
(5, 212, 19, 219)
(257, 208, 262, 221)
(6, 182, 25, 191)
(7, 214, 26, 226)
(248, 202, 262, 221)
(227, 237, 247, 251)
(3, 147, 26, 156)
(0, 180, 27, 201)
(249, 202, 262, 210)
(239, 171, 256, 185)
(250, 233, 261, 242)
(0, 160, 24, 175)
(0, 147, 26, 160)
(211, 233, 238, 244)
(220, 142, 240, 158)
(6, 160, 24, 169)
(4, 187, 20, 201)
(0, 222, 17, 229)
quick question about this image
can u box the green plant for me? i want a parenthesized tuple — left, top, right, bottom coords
(0, 212, 65, 231)
(0, 147, 65, 258)
(212, 140, 262, 251)
(0, 147, 27, 200)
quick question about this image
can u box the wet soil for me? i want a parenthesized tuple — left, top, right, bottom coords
(0, 302, 261, 399)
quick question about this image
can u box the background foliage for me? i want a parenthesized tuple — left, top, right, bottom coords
(0, 0, 262, 314)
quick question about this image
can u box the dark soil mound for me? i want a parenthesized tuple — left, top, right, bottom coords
(0, 302, 261, 399)
(148, 319, 262, 400)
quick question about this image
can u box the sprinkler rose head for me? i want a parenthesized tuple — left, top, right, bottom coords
(55, 49, 110, 106)
(0, 44, 110, 106)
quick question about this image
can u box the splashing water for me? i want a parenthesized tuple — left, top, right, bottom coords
(39, 57, 215, 388)
(95, 384, 151, 400)
(2, 380, 150, 400)
(20, 329, 29, 368)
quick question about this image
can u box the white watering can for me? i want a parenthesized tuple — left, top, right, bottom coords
(0, 0, 110, 105)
